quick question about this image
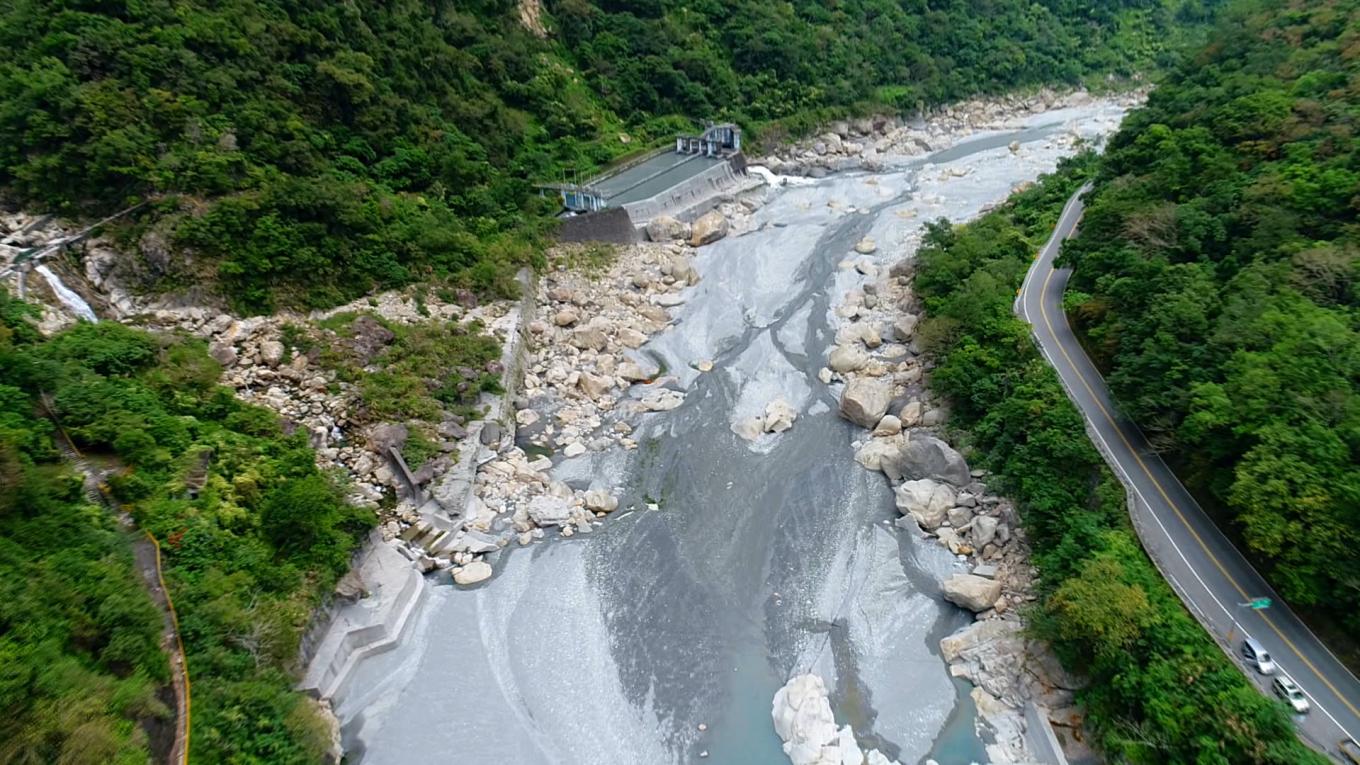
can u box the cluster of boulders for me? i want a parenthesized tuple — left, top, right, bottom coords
(380, 235, 724, 582)
(754, 87, 1142, 178)
(733, 398, 798, 441)
(133, 290, 510, 513)
(645, 208, 735, 247)
(821, 233, 1088, 762)
(516, 241, 701, 452)
(940, 616, 1092, 764)
(645, 195, 768, 247)
(771, 674, 902, 765)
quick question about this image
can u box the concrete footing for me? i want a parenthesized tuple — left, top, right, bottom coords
(299, 541, 428, 701)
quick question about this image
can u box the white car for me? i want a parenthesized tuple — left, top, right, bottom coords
(1272, 676, 1310, 714)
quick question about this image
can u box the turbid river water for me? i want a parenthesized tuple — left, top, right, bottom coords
(335, 100, 1129, 765)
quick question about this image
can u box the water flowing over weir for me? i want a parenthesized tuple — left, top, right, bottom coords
(336, 102, 1129, 765)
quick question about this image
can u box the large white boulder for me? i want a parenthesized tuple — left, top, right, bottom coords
(208, 341, 237, 367)
(764, 399, 798, 433)
(571, 324, 609, 351)
(872, 414, 902, 437)
(640, 389, 685, 412)
(584, 489, 619, 513)
(667, 253, 701, 286)
(526, 495, 573, 526)
(942, 574, 1003, 612)
(771, 674, 902, 765)
(259, 340, 285, 367)
(838, 378, 891, 428)
(453, 560, 492, 585)
(689, 210, 729, 246)
(578, 372, 612, 398)
(828, 344, 869, 373)
(646, 215, 689, 242)
(617, 359, 657, 382)
(771, 675, 839, 765)
(835, 322, 882, 348)
(894, 479, 956, 530)
(971, 515, 1000, 548)
(893, 314, 918, 342)
(854, 436, 903, 473)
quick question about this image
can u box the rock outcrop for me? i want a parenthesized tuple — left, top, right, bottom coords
(885, 434, 971, 486)
(894, 479, 956, 531)
(453, 560, 492, 585)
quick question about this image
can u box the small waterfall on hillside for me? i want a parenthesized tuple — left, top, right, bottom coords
(35, 264, 98, 322)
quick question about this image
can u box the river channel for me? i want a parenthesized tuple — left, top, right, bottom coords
(335, 100, 1129, 765)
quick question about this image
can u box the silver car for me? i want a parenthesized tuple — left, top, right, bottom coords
(1272, 675, 1310, 714)
(1240, 637, 1276, 675)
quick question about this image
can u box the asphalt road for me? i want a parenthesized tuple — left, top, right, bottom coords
(1017, 186, 1360, 761)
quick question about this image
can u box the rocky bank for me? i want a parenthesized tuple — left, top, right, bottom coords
(755, 85, 1144, 178)
(791, 129, 1104, 762)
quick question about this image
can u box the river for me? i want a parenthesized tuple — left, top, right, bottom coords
(335, 100, 1129, 765)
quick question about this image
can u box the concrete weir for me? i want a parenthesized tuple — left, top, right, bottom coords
(546, 123, 751, 242)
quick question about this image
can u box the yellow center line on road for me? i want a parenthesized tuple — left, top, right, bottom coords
(1036, 255, 1360, 724)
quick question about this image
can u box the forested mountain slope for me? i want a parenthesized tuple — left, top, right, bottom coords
(1063, 0, 1360, 639)
(0, 0, 1211, 313)
(0, 291, 373, 763)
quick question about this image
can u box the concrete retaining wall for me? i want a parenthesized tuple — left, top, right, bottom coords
(295, 530, 382, 672)
(556, 206, 638, 245)
(299, 268, 538, 702)
(299, 541, 428, 701)
(1024, 701, 1070, 765)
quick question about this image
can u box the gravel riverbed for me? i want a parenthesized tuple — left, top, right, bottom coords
(332, 91, 1137, 765)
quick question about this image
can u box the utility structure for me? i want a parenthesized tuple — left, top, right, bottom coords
(676, 123, 741, 156)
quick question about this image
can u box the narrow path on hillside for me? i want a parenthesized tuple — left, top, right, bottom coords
(41, 396, 191, 765)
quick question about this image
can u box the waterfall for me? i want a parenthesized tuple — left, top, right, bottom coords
(35, 264, 98, 323)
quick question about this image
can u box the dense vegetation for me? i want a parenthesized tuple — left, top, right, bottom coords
(1060, 0, 1360, 642)
(0, 291, 373, 763)
(914, 158, 1322, 764)
(0, 0, 1214, 313)
(0, 297, 167, 764)
(292, 308, 502, 426)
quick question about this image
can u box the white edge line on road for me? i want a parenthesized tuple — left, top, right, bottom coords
(1018, 193, 1358, 750)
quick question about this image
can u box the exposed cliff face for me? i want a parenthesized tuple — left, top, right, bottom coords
(518, 0, 547, 37)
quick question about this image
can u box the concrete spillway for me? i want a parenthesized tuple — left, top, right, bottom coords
(336, 101, 1130, 765)
(594, 152, 727, 207)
